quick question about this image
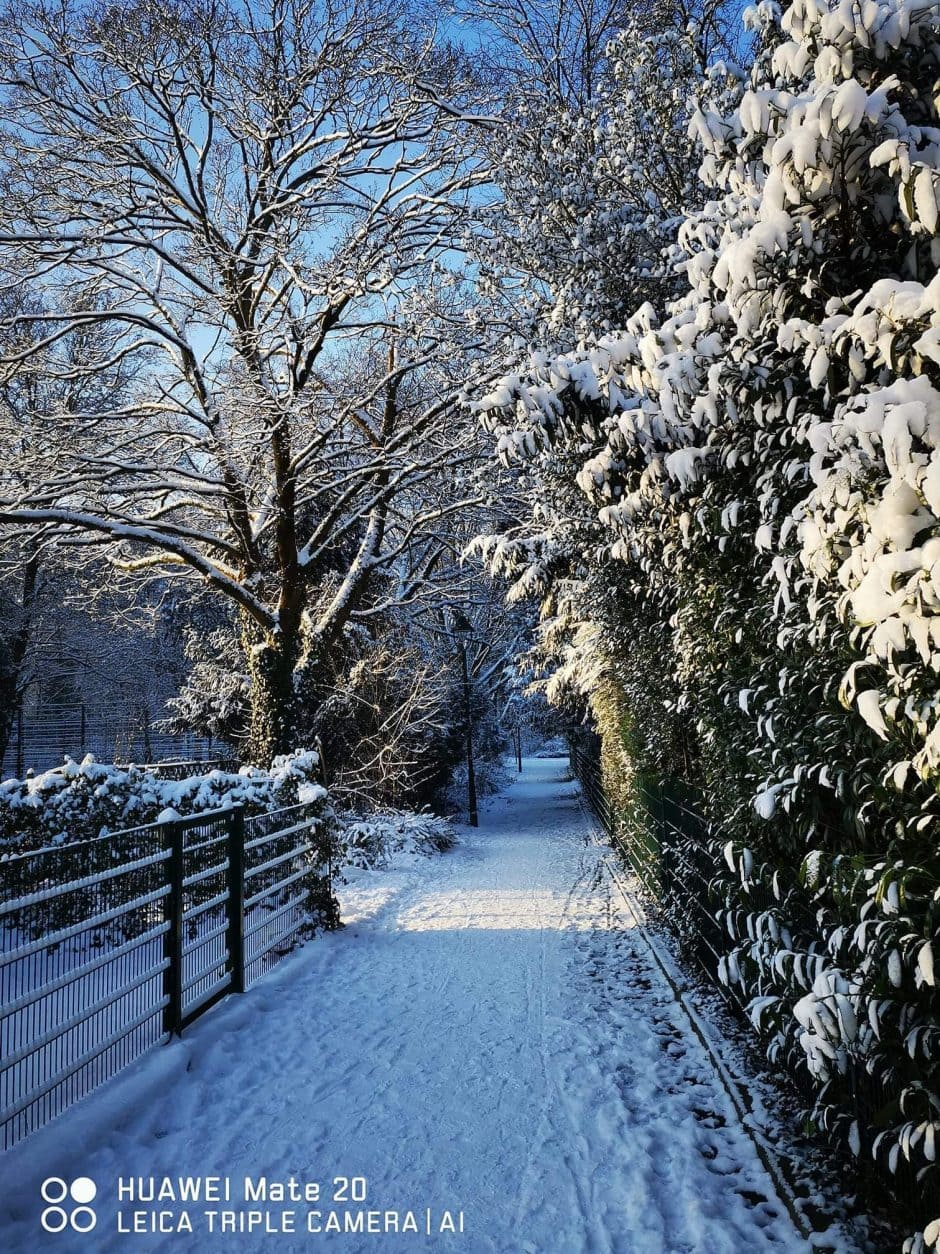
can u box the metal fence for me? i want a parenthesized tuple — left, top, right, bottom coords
(568, 736, 937, 1235)
(1, 703, 222, 777)
(570, 736, 780, 1003)
(0, 802, 337, 1149)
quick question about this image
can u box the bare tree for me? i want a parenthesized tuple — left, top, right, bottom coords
(0, 0, 495, 763)
(450, 0, 636, 109)
(0, 288, 137, 762)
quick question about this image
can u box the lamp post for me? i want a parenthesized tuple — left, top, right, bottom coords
(504, 695, 523, 774)
(453, 613, 478, 828)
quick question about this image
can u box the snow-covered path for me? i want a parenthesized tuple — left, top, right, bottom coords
(3, 757, 818, 1253)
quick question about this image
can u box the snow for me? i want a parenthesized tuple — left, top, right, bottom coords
(0, 751, 326, 850)
(0, 758, 837, 1253)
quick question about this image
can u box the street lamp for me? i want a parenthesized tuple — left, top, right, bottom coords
(452, 611, 478, 828)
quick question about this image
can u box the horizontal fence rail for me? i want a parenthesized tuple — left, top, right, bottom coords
(134, 758, 241, 780)
(0, 801, 336, 1149)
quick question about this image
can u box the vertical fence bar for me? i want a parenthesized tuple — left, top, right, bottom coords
(227, 807, 246, 995)
(162, 820, 185, 1037)
(315, 735, 329, 787)
(660, 785, 676, 907)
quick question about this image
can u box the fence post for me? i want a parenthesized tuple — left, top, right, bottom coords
(660, 785, 676, 906)
(162, 821, 185, 1037)
(315, 735, 329, 787)
(227, 807, 246, 994)
(15, 703, 24, 777)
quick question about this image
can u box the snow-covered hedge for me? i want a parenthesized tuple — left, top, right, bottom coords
(475, 0, 940, 1244)
(337, 809, 456, 871)
(0, 749, 326, 852)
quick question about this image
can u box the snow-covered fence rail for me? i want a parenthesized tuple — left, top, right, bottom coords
(0, 802, 338, 1149)
(135, 758, 241, 781)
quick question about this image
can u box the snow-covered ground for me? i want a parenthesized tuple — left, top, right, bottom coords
(1, 757, 856, 1252)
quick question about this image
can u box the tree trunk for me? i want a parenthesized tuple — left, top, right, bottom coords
(240, 614, 301, 768)
(0, 553, 39, 770)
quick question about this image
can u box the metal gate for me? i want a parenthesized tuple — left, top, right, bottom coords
(1, 801, 335, 1148)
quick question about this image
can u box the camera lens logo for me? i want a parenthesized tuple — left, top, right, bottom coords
(40, 1178, 97, 1233)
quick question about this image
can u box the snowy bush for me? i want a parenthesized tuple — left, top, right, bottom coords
(0, 749, 326, 851)
(337, 809, 457, 871)
(716, 838, 940, 1221)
